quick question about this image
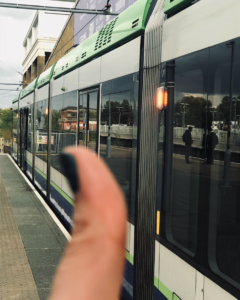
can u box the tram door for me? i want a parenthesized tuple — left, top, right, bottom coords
(19, 108, 28, 171)
(79, 88, 99, 154)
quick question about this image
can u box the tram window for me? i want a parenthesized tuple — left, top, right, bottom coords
(160, 39, 240, 290)
(35, 98, 48, 195)
(206, 39, 240, 288)
(100, 73, 139, 224)
(50, 91, 77, 205)
(26, 102, 34, 179)
(162, 49, 209, 257)
(12, 108, 18, 161)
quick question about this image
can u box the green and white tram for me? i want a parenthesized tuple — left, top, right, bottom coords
(12, 0, 240, 299)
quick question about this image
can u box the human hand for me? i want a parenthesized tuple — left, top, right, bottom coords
(49, 147, 127, 300)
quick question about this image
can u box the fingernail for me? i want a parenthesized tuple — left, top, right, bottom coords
(59, 153, 79, 194)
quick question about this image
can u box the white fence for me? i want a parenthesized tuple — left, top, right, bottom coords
(100, 125, 240, 149)
(174, 127, 240, 146)
(100, 124, 137, 139)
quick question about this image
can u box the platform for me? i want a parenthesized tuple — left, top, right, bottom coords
(0, 154, 69, 300)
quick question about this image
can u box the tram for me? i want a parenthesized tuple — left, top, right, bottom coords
(12, 0, 240, 299)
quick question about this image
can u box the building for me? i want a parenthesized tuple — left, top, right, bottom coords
(22, 10, 71, 88)
(22, 0, 140, 84)
(44, 0, 138, 70)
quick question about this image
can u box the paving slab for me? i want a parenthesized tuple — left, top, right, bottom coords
(0, 155, 68, 300)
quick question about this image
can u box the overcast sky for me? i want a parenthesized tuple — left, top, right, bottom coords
(0, 0, 74, 108)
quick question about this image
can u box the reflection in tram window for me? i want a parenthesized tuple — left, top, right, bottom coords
(207, 40, 240, 288)
(12, 105, 18, 161)
(100, 73, 139, 224)
(50, 90, 78, 227)
(164, 49, 209, 257)
(79, 90, 98, 152)
(160, 38, 240, 290)
(34, 98, 48, 195)
(26, 103, 34, 179)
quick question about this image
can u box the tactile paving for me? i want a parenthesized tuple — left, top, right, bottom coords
(0, 173, 40, 300)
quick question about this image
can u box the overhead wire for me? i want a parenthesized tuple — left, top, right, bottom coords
(0, 66, 21, 79)
(0, 83, 23, 85)
(0, 89, 20, 91)
(0, 91, 12, 96)
(0, 60, 22, 76)
(0, 95, 17, 98)
(46, 3, 114, 63)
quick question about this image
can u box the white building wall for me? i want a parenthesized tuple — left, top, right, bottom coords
(22, 2, 73, 74)
(38, 12, 70, 39)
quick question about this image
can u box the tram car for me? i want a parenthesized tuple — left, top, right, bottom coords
(12, 0, 240, 299)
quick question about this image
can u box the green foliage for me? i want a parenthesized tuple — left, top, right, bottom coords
(175, 95, 240, 129)
(0, 108, 12, 130)
(216, 95, 240, 122)
(0, 108, 12, 141)
(175, 96, 212, 128)
(52, 110, 61, 131)
(102, 99, 132, 125)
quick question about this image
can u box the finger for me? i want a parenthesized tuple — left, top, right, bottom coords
(49, 146, 127, 300)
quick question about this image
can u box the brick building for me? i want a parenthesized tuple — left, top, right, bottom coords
(44, 0, 138, 71)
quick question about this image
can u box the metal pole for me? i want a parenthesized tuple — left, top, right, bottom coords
(0, 2, 119, 15)
(223, 41, 235, 187)
(32, 92, 36, 182)
(183, 105, 185, 127)
(107, 99, 111, 158)
(47, 82, 52, 200)
(235, 100, 236, 139)
(118, 109, 121, 125)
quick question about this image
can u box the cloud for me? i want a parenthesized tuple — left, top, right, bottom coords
(0, 0, 73, 20)
(0, 7, 34, 20)
(0, 0, 74, 108)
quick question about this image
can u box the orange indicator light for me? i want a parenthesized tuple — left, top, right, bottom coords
(156, 87, 168, 110)
(164, 90, 168, 108)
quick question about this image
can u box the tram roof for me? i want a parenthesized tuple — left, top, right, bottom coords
(16, 0, 152, 100)
(53, 0, 152, 79)
(20, 77, 39, 100)
(37, 64, 56, 89)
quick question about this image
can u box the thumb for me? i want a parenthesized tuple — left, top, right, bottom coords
(49, 146, 127, 300)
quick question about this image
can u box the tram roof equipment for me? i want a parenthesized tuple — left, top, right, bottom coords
(53, 0, 152, 79)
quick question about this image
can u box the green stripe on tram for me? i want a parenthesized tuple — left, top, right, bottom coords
(50, 180, 74, 206)
(155, 277, 173, 300)
(25, 158, 74, 206)
(125, 251, 175, 299)
(125, 251, 134, 265)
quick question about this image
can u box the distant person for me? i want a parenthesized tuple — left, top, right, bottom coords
(206, 127, 218, 164)
(182, 126, 193, 164)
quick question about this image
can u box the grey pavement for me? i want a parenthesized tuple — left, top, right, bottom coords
(0, 155, 67, 300)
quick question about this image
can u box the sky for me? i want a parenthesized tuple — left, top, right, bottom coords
(0, 0, 74, 109)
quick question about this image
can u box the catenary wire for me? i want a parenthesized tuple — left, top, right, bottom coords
(0, 66, 21, 79)
(0, 60, 22, 76)
(46, 4, 114, 64)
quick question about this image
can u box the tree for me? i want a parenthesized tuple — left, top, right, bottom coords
(175, 96, 213, 129)
(102, 99, 132, 125)
(0, 108, 12, 141)
(216, 95, 240, 122)
(52, 110, 61, 131)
